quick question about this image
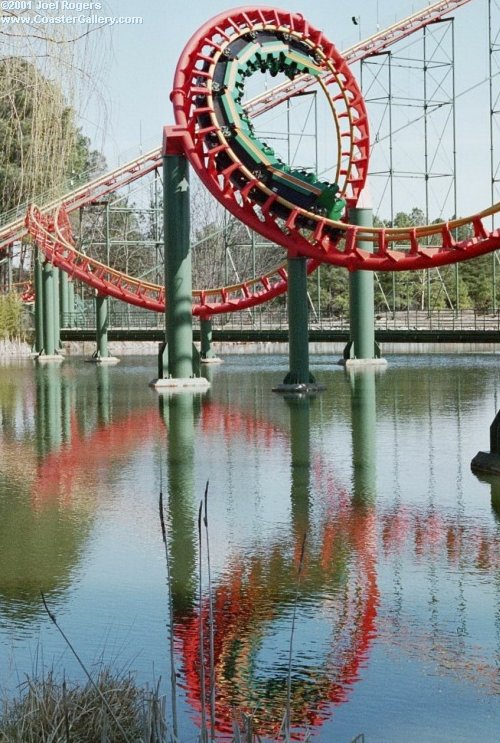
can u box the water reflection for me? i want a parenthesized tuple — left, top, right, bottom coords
(0, 364, 92, 628)
(0, 357, 498, 741)
(159, 393, 198, 614)
(167, 385, 379, 738)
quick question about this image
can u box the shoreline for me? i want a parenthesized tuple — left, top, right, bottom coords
(2, 339, 500, 359)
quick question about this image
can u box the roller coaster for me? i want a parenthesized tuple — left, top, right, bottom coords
(2, 0, 500, 317)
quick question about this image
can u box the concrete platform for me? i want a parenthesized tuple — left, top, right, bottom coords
(470, 450, 500, 476)
(272, 382, 326, 395)
(85, 356, 120, 365)
(35, 354, 64, 363)
(338, 357, 388, 368)
(149, 377, 211, 391)
(200, 356, 223, 365)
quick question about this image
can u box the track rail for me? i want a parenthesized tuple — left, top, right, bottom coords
(26, 204, 320, 314)
(2, 1, 471, 250)
(244, 0, 474, 118)
(0, 148, 162, 252)
(21, 0, 500, 314)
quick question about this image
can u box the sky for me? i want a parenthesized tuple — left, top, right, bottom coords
(56, 0, 499, 218)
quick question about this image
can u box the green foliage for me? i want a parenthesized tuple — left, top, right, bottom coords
(0, 57, 105, 215)
(308, 264, 349, 315)
(0, 294, 27, 341)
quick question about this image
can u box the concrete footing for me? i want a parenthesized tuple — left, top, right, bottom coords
(470, 450, 500, 476)
(200, 356, 223, 365)
(338, 357, 388, 368)
(272, 382, 326, 395)
(35, 354, 64, 364)
(149, 377, 211, 391)
(85, 355, 120, 365)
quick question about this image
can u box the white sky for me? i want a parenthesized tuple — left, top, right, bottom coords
(73, 0, 495, 218)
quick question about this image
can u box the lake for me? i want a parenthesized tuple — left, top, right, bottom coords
(0, 353, 498, 742)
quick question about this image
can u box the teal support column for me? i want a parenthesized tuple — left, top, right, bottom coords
(151, 128, 208, 390)
(285, 257, 311, 384)
(59, 269, 69, 328)
(67, 280, 75, 325)
(200, 317, 215, 360)
(163, 151, 193, 379)
(95, 293, 109, 359)
(53, 266, 61, 350)
(343, 207, 383, 364)
(34, 251, 44, 354)
(275, 255, 325, 392)
(41, 261, 57, 356)
(89, 292, 117, 363)
(200, 316, 221, 364)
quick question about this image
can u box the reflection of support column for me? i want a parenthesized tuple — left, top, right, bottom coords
(200, 316, 222, 364)
(88, 293, 119, 364)
(61, 372, 73, 445)
(287, 396, 311, 536)
(274, 256, 325, 394)
(350, 368, 378, 505)
(152, 128, 208, 391)
(160, 393, 198, 614)
(343, 207, 386, 368)
(96, 364, 111, 426)
(33, 251, 44, 354)
(36, 364, 63, 459)
(38, 261, 63, 363)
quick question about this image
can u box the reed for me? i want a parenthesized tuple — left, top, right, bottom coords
(0, 669, 166, 742)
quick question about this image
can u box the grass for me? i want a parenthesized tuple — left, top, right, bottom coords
(0, 670, 168, 742)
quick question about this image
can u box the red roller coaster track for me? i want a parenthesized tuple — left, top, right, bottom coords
(17, 0, 500, 313)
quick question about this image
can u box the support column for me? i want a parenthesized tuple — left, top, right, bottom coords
(38, 260, 62, 362)
(67, 280, 75, 325)
(200, 316, 222, 364)
(151, 127, 208, 390)
(53, 266, 61, 351)
(88, 293, 119, 364)
(342, 206, 386, 367)
(59, 269, 69, 328)
(273, 256, 325, 393)
(33, 251, 44, 354)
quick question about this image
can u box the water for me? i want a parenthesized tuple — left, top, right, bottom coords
(0, 354, 498, 742)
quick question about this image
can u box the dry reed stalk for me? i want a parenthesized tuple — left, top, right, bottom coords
(283, 533, 307, 743)
(202, 482, 216, 742)
(159, 469, 179, 741)
(40, 593, 132, 743)
(197, 500, 208, 743)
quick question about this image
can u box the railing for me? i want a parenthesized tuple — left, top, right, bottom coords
(60, 308, 500, 332)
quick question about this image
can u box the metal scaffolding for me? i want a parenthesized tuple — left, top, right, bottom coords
(361, 17, 458, 312)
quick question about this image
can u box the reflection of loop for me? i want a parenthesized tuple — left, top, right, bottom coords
(176, 451, 378, 738)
